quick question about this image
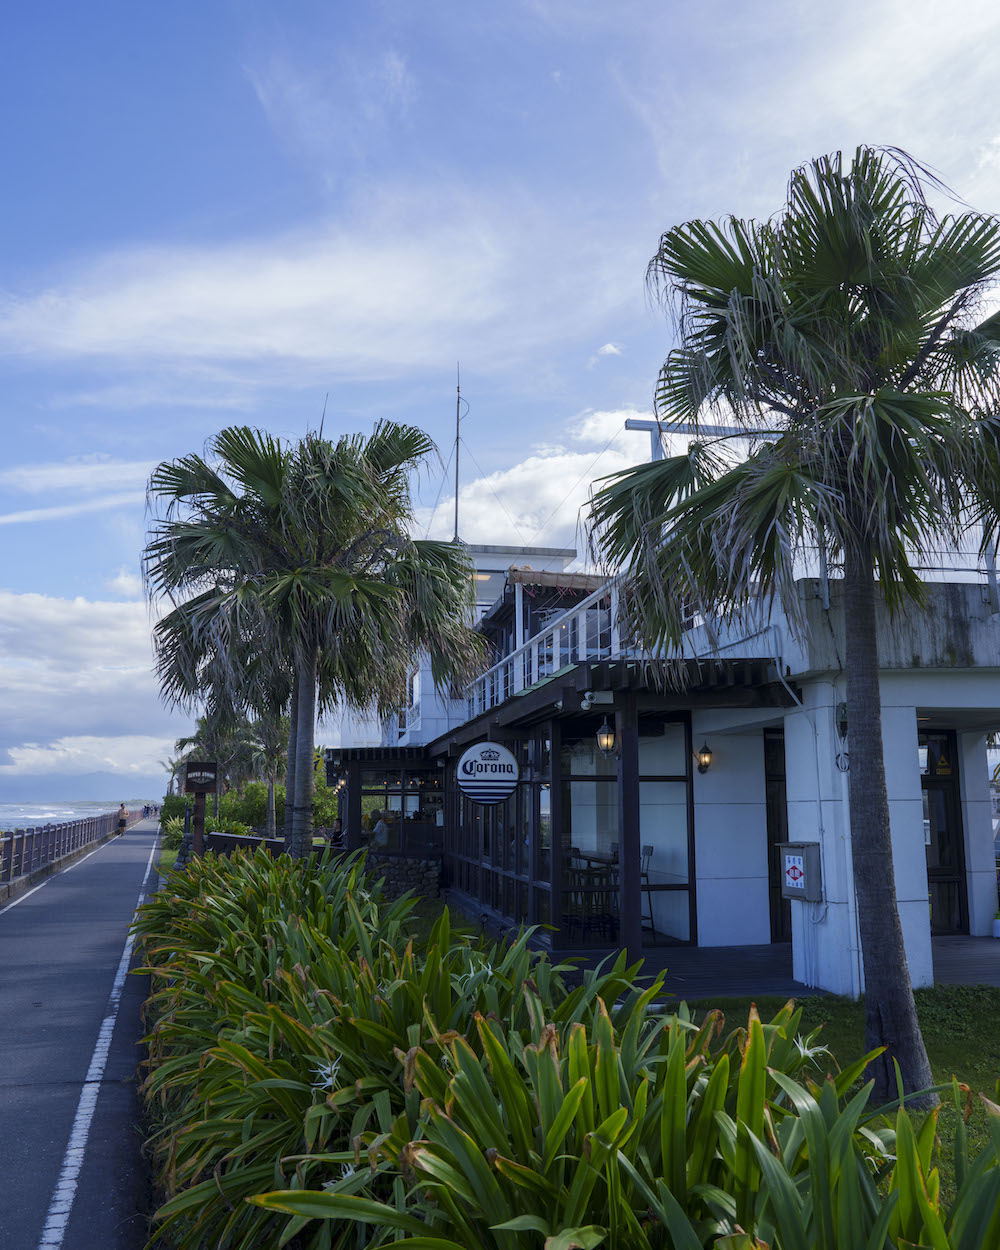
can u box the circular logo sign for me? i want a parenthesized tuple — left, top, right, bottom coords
(456, 742, 519, 805)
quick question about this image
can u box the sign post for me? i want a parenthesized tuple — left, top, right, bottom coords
(184, 761, 218, 858)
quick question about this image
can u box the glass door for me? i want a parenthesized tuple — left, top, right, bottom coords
(919, 730, 968, 935)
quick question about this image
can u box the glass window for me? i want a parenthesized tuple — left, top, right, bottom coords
(919, 732, 955, 778)
(562, 778, 619, 861)
(638, 724, 687, 775)
(639, 781, 689, 884)
(538, 784, 551, 880)
(561, 737, 618, 779)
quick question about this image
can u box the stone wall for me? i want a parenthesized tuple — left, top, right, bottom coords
(366, 852, 441, 899)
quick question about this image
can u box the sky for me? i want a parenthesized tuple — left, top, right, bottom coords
(3, 0, 1000, 799)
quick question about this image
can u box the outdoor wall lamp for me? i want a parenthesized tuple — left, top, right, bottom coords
(696, 741, 713, 774)
(596, 717, 617, 757)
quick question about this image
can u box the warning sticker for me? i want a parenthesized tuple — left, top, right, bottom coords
(784, 854, 805, 890)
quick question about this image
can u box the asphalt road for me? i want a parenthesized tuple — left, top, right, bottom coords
(0, 820, 160, 1250)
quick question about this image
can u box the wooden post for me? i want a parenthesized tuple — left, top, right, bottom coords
(617, 694, 642, 963)
(347, 759, 362, 851)
(192, 791, 206, 857)
(548, 721, 564, 938)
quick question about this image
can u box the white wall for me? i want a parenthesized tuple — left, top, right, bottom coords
(691, 717, 771, 947)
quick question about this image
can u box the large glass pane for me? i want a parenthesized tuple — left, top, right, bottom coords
(561, 868, 619, 946)
(562, 778, 619, 861)
(919, 732, 955, 778)
(643, 890, 690, 943)
(638, 724, 687, 775)
(924, 787, 960, 869)
(639, 781, 689, 884)
(930, 880, 963, 934)
(561, 737, 618, 779)
(538, 785, 551, 880)
(515, 786, 530, 876)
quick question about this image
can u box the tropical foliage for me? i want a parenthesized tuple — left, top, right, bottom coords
(145, 424, 482, 857)
(136, 852, 1000, 1250)
(591, 147, 1000, 1101)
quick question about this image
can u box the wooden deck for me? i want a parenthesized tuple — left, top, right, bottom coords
(931, 935, 1000, 987)
(569, 935, 1000, 1002)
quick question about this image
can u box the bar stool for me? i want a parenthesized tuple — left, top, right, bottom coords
(640, 845, 656, 940)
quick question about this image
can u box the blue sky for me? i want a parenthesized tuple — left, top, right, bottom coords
(3, 0, 1000, 798)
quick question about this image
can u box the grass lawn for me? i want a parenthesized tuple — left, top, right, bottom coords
(157, 847, 178, 874)
(689, 984, 1000, 1196)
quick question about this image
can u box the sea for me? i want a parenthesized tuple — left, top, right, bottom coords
(0, 799, 156, 832)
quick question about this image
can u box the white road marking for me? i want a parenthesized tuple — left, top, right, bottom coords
(35, 837, 158, 1250)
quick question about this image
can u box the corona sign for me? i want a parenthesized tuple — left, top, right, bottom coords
(456, 742, 519, 805)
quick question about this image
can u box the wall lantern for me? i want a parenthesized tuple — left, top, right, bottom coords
(596, 717, 617, 757)
(696, 741, 713, 774)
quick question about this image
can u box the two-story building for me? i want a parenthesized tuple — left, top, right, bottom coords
(327, 544, 1000, 998)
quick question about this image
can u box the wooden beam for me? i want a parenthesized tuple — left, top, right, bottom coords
(617, 694, 642, 963)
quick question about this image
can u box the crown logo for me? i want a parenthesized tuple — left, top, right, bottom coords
(480, 747, 500, 760)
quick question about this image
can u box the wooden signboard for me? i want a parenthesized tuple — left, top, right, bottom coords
(184, 761, 219, 794)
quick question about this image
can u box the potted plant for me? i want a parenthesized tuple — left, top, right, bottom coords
(993, 908, 1000, 939)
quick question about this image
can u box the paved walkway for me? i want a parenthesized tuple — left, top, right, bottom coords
(0, 819, 160, 1250)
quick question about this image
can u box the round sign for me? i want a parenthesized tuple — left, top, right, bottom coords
(456, 742, 519, 805)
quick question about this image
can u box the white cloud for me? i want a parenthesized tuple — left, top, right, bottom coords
(0, 491, 145, 526)
(0, 188, 641, 387)
(0, 735, 173, 777)
(587, 341, 624, 369)
(0, 456, 154, 494)
(0, 591, 183, 763)
(105, 567, 143, 598)
(418, 406, 657, 556)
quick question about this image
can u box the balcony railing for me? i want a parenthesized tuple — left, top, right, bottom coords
(466, 539, 1000, 720)
(468, 581, 623, 718)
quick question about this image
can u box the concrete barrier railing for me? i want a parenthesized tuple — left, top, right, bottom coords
(0, 809, 146, 884)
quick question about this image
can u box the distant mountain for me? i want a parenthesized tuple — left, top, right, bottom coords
(0, 771, 166, 803)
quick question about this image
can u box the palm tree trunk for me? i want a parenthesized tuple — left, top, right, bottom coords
(843, 544, 935, 1105)
(266, 776, 276, 840)
(290, 645, 318, 858)
(284, 684, 299, 849)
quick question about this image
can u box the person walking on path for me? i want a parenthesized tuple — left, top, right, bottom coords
(117, 803, 129, 836)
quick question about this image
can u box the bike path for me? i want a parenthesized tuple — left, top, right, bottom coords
(0, 819, 161, 1250)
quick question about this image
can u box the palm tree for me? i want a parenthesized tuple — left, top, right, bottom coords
(146, 424, 482, 858)
(591, 147, 1000, 1103)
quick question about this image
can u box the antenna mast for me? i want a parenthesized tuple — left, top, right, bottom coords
(453, 363, 461, 542)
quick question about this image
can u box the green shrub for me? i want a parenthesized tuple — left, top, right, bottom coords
(138, 852, 1000, 1250)
(260, 1007, 1000, 1250)
(159, 793, 191, 822)
(204, 816, 256, 837)
(136, 850, 603, 1248)
(160, 816, 184, 850)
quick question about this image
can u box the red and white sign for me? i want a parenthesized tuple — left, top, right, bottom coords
(784, 853, 805, 890)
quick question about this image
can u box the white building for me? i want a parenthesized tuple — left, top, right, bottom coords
(327, 543, 1000, 998)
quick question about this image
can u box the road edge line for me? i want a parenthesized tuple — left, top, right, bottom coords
(35, 837, 158, 1250)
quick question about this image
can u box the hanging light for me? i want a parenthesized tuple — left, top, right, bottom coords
(596, 717, 617, 757)
(696, 741, 713, 774)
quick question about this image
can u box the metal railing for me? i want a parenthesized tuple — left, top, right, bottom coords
(466, 538, 1000, 719)
(469, 581, 622, 718)
(0, 809, 146, 885)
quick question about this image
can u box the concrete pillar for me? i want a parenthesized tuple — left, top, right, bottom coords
(881, 703, 932, 988)
(783, 683, 863, 996)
